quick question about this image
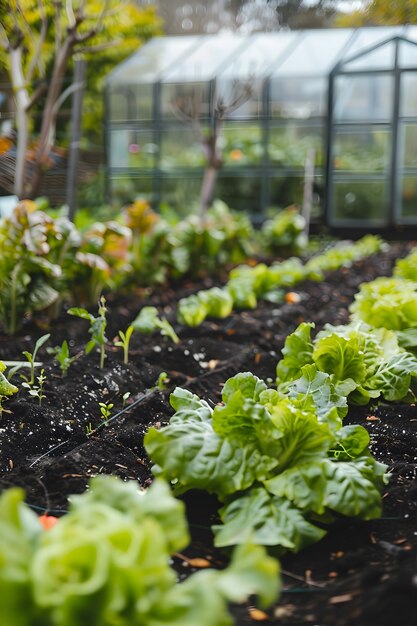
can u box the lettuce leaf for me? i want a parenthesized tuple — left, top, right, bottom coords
(214, 488, 325, 550)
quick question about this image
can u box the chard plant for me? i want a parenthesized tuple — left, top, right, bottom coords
(132, 306, 179, 344)
(145, 371, 388, 552)
(0, 361, 18, 417)
(0, 476, 279, 626)
(68, 296, 108, 368)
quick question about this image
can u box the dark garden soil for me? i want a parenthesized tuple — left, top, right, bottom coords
(1, 241, 417, 625)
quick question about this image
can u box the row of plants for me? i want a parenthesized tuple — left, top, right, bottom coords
(177, 234, 384, 326)
(144, 244, 417, 551)
(0, 199, 305, 335)
(1, 242, 416, 623)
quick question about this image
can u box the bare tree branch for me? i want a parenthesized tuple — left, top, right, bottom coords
(74, 0, 110, 44)
(25, 81, 48, 110)
(76, 37, 122, 54)
(26, 0, 48, 83)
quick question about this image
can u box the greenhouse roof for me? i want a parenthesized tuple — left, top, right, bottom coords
(106, 25, 417, 86)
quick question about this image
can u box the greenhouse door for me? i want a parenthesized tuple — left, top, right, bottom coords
(327, 36, 417, 231)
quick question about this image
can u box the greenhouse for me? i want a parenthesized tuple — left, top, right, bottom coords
(105, 25, 417, 230)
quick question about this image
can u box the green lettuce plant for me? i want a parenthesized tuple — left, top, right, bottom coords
(276, 321, 417, 405)
(145, 372, 388, 552)
(0, 476, 280, 626)
(178, 287, 233, 327)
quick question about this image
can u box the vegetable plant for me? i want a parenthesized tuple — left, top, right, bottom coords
(276, 321, 417, 405)
(145, 372, 388, 552)
(68, 296, 108, 368)
(0, 475, 280, 626)
(132, 306, 179, 344)
(0, 361, 18, 417)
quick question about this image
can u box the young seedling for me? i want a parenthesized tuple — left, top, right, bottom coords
(22, 368, 46, 406)
(68, 296, 108, 368)
(20, 334, 50, 387)
(114, 325, 134, 364)
(156, 371, 169, 390)
(132, 306, 179, 344)
(0, 361, 19, 417)
(99, 400, 114, 424)
(47, 340, 76, 376)
(122, 391, 131, 407)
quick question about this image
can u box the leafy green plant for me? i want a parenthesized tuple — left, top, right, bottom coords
(145, 372, 388, 552)
(0, 361, 18, 417)
(114, 325, 135, 364)
(177, 287, 233, 327)
(68, 297, 108, 368)
(0, 204, 62, 334)
(132, 306, 179, 344)
(260, 206, 307, 255)
(0, 476, 280, 626)
(350, 277, 417, 332)
(276, 321, 417, 405)
(47, 340, 76, 377)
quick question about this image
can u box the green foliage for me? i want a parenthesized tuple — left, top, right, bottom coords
(132, 307, 179, 344)
(350, 276, 417, 331)
(21, 334, 50, 387)
(145, 372, 388, 551)
(0, 204, 63, 334)
(0, 476, 280, 626)
(177, 236, 385, 328)
(177, 287, 234, 327)
(68, 297, 108, 368)
(260, 207, 307, 255)
(114, 325, 134, 365)
(0, 361, 19, 417)
(47, 341, 75, 377)
(276, 321, 417, 405)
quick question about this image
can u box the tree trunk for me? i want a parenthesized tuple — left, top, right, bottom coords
(10, 48, 30, 198)
(28, 37, 74, 199)
(199, 166, 218, 220)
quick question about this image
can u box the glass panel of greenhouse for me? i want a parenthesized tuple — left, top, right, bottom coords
(106, 26, 417, 231)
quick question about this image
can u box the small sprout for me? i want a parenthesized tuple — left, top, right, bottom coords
(99, 401, 114, 424)
(23, 368, 46, 405)
(114, 325, 134, 364)
(20, 333, 50, 386)
(156, 372, 169, 390)
(132, 306, 179, 344)
(122, 391, 131, 408)
(68, 296, 108, 368)
(47, 340, 75, 376)
(86, 422, 94, 436)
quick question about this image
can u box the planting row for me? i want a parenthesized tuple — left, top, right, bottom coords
(0, 199, 305, 334)
(1, 241, 416, 624)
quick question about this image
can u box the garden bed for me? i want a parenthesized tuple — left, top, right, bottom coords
(1, 241, 417, 625)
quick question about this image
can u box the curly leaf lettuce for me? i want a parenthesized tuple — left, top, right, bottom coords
(0, 477, 280, 626)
